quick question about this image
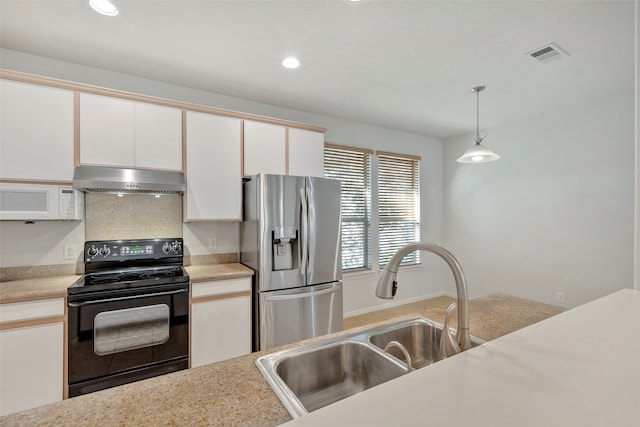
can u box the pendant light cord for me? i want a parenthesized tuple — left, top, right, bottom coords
(473, 85, 486, 144)
(476, 89, 480, 143)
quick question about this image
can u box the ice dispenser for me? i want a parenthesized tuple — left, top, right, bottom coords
(272, 227, 297, 271)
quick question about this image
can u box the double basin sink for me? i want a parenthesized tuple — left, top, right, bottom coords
(255, 317, 485, 418)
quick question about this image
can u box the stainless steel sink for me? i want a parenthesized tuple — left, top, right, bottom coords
(255, 317, 485, 418)
(275, 340, 407, 414)
(368, 318, 485, 370)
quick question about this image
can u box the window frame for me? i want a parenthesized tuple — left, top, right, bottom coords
(324, 144, 421, 273)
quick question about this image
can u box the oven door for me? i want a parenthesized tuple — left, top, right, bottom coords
(67, 283, 189, 396)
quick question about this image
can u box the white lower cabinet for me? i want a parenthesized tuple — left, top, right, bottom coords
(191, 278, 252, 368)
(0, 298, 64, 416)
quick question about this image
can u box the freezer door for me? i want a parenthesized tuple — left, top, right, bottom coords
(305, 177, 342, 286)
(258, 282, 343, 350)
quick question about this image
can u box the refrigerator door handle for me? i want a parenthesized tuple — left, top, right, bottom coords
(300, 186, 309, 277)
(263, 284, 341, 302)
(305, 186, 313, 276)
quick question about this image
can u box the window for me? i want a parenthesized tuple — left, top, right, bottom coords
(377, 151, 421, 268)
(325, 145, 421, 271)
(324, 144, 372, 271)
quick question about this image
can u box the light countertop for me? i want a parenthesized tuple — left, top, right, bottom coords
(0, 263, 253, 304)
(282, 288, 640, 427)
(0, 293, 564, 426)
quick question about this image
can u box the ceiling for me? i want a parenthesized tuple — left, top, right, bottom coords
(0, 0, 635, 139)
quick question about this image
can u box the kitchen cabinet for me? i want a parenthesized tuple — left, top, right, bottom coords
(191, 278, 252, 367)
(0, 79, 74, 181)
(243, 121, 325, 177)
(288, 128, 325, 178)
(243, 120, 287, 176)
(0, 298, 64, 416)
(184, 111, 242, 221)
(79, 93, 182, 170)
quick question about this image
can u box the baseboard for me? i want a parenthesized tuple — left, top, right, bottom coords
(344, 291, 456, 318)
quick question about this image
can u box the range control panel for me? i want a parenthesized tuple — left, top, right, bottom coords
(84, 238, 183, 262)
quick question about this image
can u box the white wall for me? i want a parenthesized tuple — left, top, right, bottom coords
(443, 91, 635, 308)
(0, 220, 84, 267)
(635, 0, 639, 291)
(0, 49, 446, 314)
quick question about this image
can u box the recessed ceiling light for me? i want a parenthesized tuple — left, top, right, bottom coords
(89, 0, 119, 16)
(282, 57, 300, 69)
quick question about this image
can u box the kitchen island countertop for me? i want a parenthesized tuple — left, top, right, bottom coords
(0, 293, 565, 426)
(283, 289, 640, 427)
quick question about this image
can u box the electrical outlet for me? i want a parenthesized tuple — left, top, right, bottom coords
(555, 291, 565, 304)
(63, 244, 77, 260)
(208, 237, 217, 249)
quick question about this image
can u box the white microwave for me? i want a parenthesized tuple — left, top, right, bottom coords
(0, 183, 84, 221)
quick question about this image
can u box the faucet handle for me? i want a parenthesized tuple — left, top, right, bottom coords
(440, 302, 461, 358)
(383, 340, 413, 373)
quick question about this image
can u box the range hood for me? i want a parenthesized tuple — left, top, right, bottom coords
(73, 165, 185, 195)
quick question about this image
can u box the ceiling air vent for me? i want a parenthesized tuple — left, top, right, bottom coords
(527, 43, 569, 63)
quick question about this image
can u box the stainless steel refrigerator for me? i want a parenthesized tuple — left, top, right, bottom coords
(241, 174, 343, 351)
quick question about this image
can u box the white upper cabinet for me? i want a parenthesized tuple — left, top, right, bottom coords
(0, 80, 74, 181)
(134, 102, 183, 170)
(243, 120, 287, 176)
(288, 128, 325, 178)
(185, 111, 242, 221)
(79, 93, 182, 171)
(80, 93, 135, 167)
(243, 120, 325, 177)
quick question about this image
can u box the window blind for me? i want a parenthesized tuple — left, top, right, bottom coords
(324, 144, 372, 270)
(378, 151, 421, 268)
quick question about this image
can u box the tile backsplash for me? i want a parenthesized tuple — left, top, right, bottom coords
(85, 193, 183, 240)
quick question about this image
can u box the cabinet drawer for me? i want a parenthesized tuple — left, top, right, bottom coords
(0, 298, 65, 324)
(192, 278, 251, 299)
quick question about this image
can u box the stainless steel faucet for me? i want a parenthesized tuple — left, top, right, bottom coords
(375, 242, 471, 354)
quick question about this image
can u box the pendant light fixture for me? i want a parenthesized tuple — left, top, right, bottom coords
(457, 86, 500, 163)
(89, 0, 118, 16)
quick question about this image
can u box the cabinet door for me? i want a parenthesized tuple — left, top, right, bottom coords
(0, 80, 74, 181)
(0, 298, 64, 416)
(243, 120, 286, 176)
(191, 278, 252, 367)
(134, 103, 182, 171)
(0, 324, 64, 415)
(288, 128, 325, 178)
(185, 111, 242, 221)
(79, 93, 135, 167)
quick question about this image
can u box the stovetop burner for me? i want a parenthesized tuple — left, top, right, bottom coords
(68, 238, 188, 296)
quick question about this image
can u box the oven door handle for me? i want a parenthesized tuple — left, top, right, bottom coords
(68, 288, 189, 307)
